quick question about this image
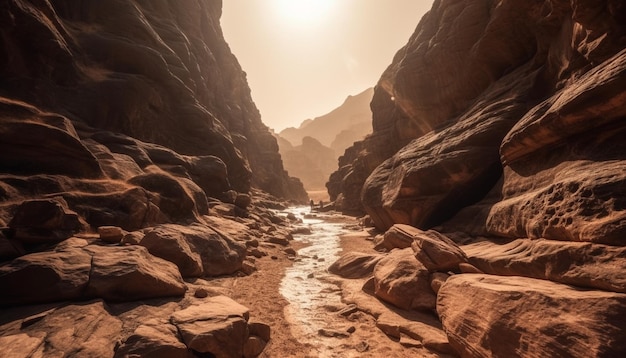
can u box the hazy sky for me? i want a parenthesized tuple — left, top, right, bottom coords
(221, 1, 432, 132)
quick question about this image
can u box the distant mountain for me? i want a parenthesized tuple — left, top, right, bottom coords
(276, 136, 337, 190)
(276, 88, 373, 191)
(279, 87, 374, 153)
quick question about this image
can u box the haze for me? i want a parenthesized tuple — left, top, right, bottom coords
(221, 0, 433, 132)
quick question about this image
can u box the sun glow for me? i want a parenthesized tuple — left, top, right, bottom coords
(274, 0, 334, 26)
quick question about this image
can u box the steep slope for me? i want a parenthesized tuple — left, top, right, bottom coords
(328, 0, 626, 356)
(0, 1, 310, 356)
(0, 0, 307, 203)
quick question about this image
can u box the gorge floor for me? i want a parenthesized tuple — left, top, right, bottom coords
(226, 208, 438, 357)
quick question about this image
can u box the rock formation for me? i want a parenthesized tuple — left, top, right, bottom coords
(0, 0, 307, 356)
(329, 0, 626, 356)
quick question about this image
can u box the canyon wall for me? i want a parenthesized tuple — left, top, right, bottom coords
(328, 0, 626, 356)
(329, 0, 626, 239)
(0, 0, 307, 209)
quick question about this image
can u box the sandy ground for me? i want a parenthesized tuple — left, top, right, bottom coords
(221, 212, 437, 357)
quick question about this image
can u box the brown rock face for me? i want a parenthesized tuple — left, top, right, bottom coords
(325, 1, 626, 356)
(329, 0, 626, 236)
(0, 0, 306, 203)
(437, 274, 626, 357)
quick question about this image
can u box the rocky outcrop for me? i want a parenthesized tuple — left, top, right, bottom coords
(0, 0, 306, 204)
(0, 1, 309, 356)
(438, 275, 626, 357)
(329, 0, 626, 234)
(328, 0, 626, 356)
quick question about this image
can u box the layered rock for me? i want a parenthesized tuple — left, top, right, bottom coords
(438, 275, 626, 357)
(0, 0, 306, 204)
(327, 0, 626, 356)
(329, 0, 626, 234)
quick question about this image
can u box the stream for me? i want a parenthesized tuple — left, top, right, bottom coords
(278, 206, 357, 357)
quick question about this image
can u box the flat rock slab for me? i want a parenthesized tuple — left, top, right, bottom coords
(171, 295, 250, 324)
(462, 238, 626, 293)
(438, 274, 626, 357)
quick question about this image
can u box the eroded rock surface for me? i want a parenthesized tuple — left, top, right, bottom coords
(326, 0, 626, 356)
(438, 274, 626, 357)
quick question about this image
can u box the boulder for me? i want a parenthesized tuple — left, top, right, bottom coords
(0, 248, 92, 305)
(8, 198, 81, 244)
(0, 232, 24, 261)
(128, 172, 198, 222)
(141, 225, 204, 278)
(98, 226, 125, 244)
(437, 274, 626, 357)
(182, 224, 246, 276)
(0, 333, 45, 357)
(19, 300, 122, 357)
(409, 229, 467, 272)
(243, 336, 267, 358)
(171, 296, 252, 358)
(328, 252, 384, 279)
(373, 248, 436, 311)
(375, 224, 416, 251)
(64, 187, 166, 231)
(114, 323, 192, 358)
(84, 245, 186, 301)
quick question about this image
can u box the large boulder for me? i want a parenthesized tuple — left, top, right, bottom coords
(17, 300, 122, 357)
(184, 224, 247, 276)
(114, 323, 193, 358)
(373, 248, 436, 311)
(437, 274, 626, 357)
(84, 245, 187, 301)
(0, 247, 91, 305)
(328, 251, 384, 279)
(170, 296, 253, 358)
(8, 198, 82, 244)
(141, 225, 204, 278)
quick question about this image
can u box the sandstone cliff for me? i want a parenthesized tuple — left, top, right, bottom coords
(328, 0, 626, 356)
(0, 0, 307, 204)
(0, 1, 306, 356)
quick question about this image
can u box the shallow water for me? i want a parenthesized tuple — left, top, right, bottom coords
(279, 207, 355, 357)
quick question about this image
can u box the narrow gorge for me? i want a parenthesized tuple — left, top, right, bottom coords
(1, 0, 625, 357)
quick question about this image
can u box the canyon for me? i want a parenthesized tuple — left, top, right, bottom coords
(1, 0, 626, 357)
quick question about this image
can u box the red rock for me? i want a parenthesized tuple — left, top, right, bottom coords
(373, 248, 436, 311)
(462, 238, 626, 293)
(171, 296, 252, 357)
(328, 251, 383, 279)
(438, 274, 626, 357)
(141, 225, 204, 278)
(84, 245, 186, 301)
(0, 248, 92, 305)
(114, 324, 192, 358)
(98, 226, 125, 244)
